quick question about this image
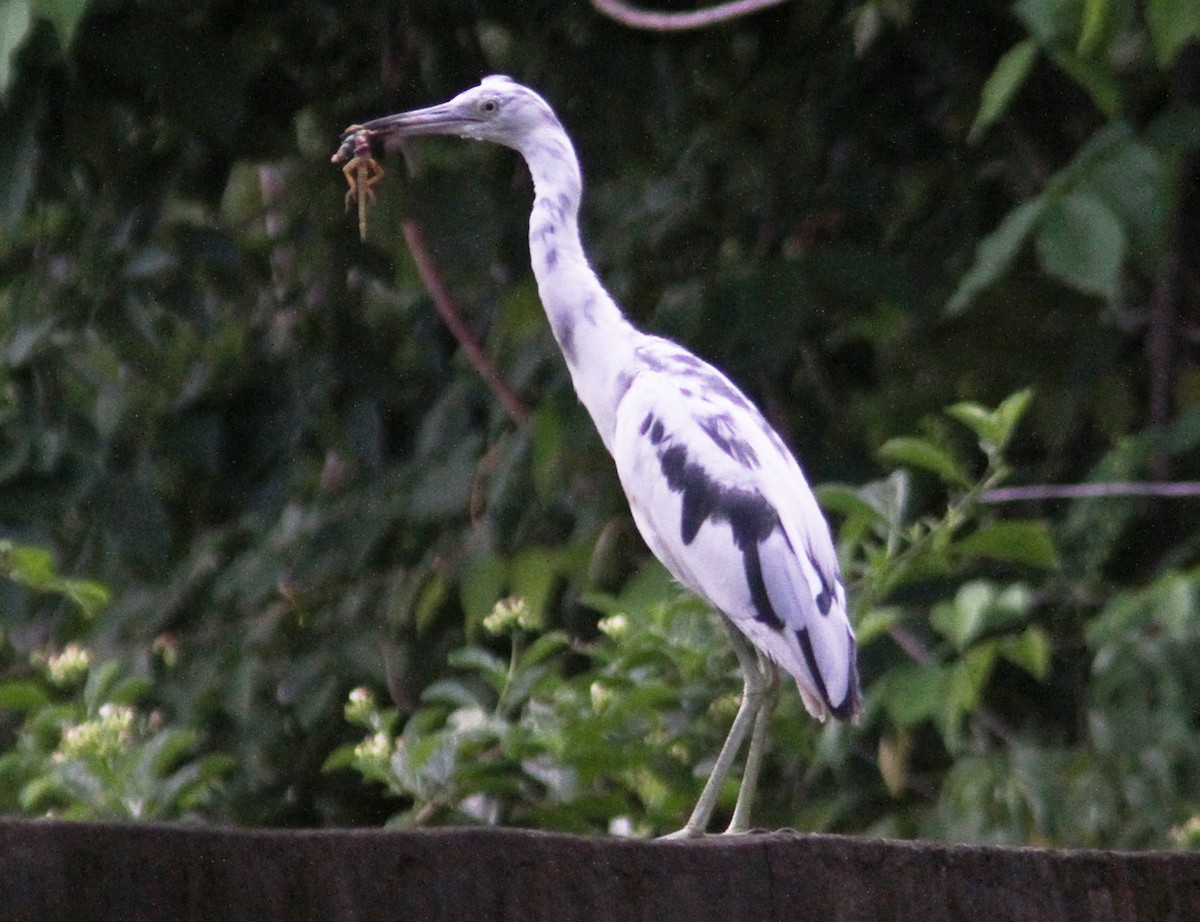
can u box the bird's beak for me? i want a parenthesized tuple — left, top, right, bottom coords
(343, 102, 476, 143)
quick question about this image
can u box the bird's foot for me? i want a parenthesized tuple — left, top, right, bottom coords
(658, 826, 706, 840)
(658, 823, 768, 839)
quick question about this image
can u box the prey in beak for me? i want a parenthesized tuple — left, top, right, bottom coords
(331, 127, 384, 242)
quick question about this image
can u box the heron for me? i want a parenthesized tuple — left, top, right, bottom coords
(336, 76, 861, 837)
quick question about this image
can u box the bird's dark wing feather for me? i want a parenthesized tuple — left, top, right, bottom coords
(611, 339, 860, 719)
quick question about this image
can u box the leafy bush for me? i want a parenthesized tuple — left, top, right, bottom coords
(0, 542, 230, 819)
(329, 394, 1077, 837)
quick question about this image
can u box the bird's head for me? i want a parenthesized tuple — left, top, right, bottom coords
(346, 76, 561, 153)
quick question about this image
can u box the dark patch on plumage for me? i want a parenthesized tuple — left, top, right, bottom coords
(658, 445, 708, 543)
(546, 194, 567, 222)
(555, 315, 577, 364)
(738, 528, 784, 631)
(659, 356, 756, 414)
(534, 140, 568, 165)
(637, 350, 667, 373)
(638, 412, 665, 445)
(838, 640, 863, 720)
(806, 548, 837, 617)
(532, 220, 559, 271)
(693, 373, 754, 413)
(699, 414, 760, 468)
(796, 627, 860, 721)
(633, 343, 756, 414)
(795, 628, 829, 705)
(580, 292, 596, 321)
(657, 442, 783, 631)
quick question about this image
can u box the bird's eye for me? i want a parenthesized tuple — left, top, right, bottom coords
(480, 99, 499, 114)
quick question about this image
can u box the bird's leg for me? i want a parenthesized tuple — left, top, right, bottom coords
(662, 616, 768, 839)
(725, 657, 779, 835)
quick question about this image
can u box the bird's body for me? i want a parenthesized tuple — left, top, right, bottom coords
(342, 76, 861, 835)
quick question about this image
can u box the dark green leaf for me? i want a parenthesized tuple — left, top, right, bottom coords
(2, 543, 57, 589)
(1077, 0, 1110, 56)
(0, 680, 49, 713)
(946, 200, 1044, 314)
(946, 389, 1032, 454)
(518, 632, 569, 671)
(998, 627, 1051, 679)
(1146, 106, 1200, 149)
(446, 647, 508, 689)
(1146, 0, 1200, 66)
(510, 550, 559, 629)
(1045, 45, 1124, 118)
(460, 554, 508, 633)
(1035, 192, 1125, 299)
(968, 40, 1038, 144)
(29, 0, 90, 47)
(0, 0, 31, 94)
(65, 580, 110, 618)
(422, 679, 489, 710)
(880, 664, 949, 727)
(878, 436, 969, 486)
(322, 744, 359, 773)
(814, 483, 887, 527)
(854, 606, 901, 646)
(957, 520, 1061, 570)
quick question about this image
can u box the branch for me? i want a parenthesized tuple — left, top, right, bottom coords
(981, 481, 1200, 503)
(590, 0, 790, 31)
(400, 219, 531, 427)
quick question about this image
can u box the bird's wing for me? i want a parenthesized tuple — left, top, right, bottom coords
(611, 338, 860, 720)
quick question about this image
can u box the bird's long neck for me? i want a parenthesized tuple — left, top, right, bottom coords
(518, 125, 642, 453)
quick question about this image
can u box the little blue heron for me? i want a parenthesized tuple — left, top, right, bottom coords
(336, 76, 861, 837)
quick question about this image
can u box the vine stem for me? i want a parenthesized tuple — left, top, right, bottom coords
(400, 218, 531, 427)
(591, 0, 789, 31)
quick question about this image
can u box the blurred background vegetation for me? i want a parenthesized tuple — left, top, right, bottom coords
(1, 0, 1199, 846)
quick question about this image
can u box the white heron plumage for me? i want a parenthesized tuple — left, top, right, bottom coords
(345, 76, 861, 836)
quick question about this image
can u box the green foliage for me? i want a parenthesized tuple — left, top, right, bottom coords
(841, 395, 1054, 757)
(0, 539, 109, 617)
(0, 544, 230, 819)
(934, 568, 1200, 847)
(950, 0, 1193, 312)
(329, 581, 740, 834)
(948, 125, 1170, 311)
(0, 648, 233, 819)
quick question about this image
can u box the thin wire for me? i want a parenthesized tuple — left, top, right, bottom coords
(982, 481, 1200, 502)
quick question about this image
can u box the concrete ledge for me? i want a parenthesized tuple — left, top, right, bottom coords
(1, 820, 1197, 921)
